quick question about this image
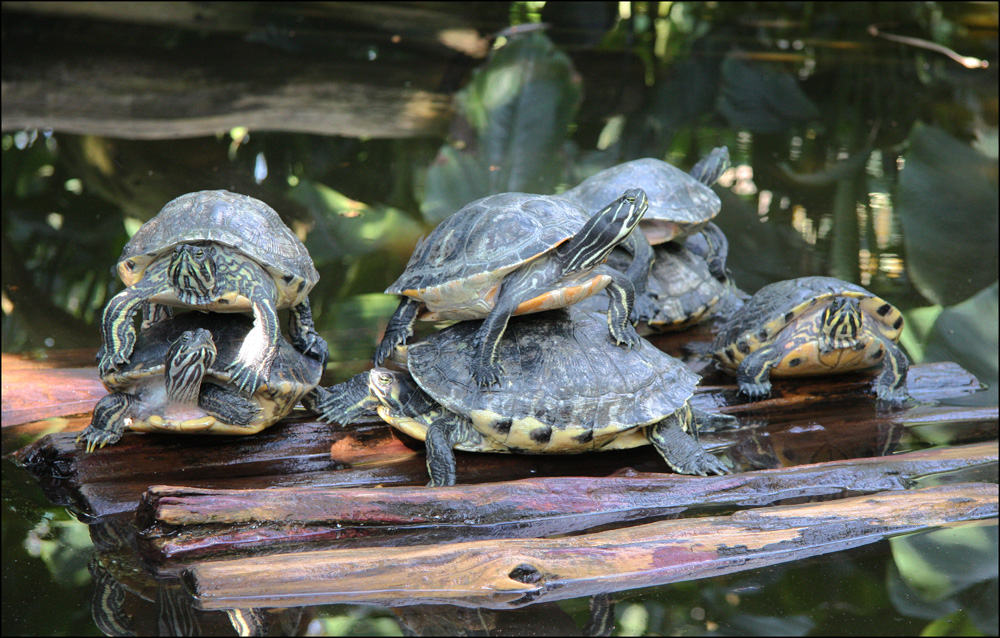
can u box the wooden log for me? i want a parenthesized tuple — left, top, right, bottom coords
(11, 362, 995, 520)
(1, 366, 106, 428)
(185, 482, 998, 610)
(1, 8, 458, 139)
(136, 442, 998, 565)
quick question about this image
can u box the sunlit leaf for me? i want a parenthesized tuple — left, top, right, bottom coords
(898, 123, 999, 306)
(422, 31, 582, 224)
(290, 179, 424, 264)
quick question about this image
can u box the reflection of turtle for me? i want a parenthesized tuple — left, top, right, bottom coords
(321, 309, 731, 486)
(582, 224, 746, 331)
(711, 276, 909, 404)
(98, 190, 327, 394)
(80, 313, 324, 451)
(374, 189, 648, 387)
(561, 148, 728, 245)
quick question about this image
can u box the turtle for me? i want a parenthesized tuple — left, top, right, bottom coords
(98, 190, 328, 395)
(579, 223, 747, 331)
(710, 276, 910, 405)
(318, 308, 732, 486)
(373, 188, 649, 387)
(79, 312, 324, 451)
(561, 147, 729, 246)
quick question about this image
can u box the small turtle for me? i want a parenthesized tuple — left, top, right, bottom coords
(562, 148, 728, 245)
(98, 190, 327, 394)
(710, 276, 909, 404)
(319, 309, 732, 486)
(374, 189, 648, 387)
(79, 312, 324, 451)
(581, 223, 746, 331)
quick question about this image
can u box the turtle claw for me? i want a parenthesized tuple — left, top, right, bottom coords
(76, 428, 121, 453)
(97, 349, 129, 379)
(611, 324, 642, 350)
(695, 453, 732, 476)
(226, 360, 265, 395)
(472, 360, 504, 388)
(373, 333, 405, 367)
(737, 381, 772, 401)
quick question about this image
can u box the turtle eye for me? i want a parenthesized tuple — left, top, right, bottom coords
(377, 373, 392, 387)
(181, 333, 191, 342)
(195, 249, 205, 259)
(125, 260, 135, 271)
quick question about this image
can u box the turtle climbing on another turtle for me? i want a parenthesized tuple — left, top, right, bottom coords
(80, 312, 325, 451)
(373, 189, 648, 387)
(320, 308, 732, 486)
(98, 190, 327, 395)
(710, 276, 909, 405)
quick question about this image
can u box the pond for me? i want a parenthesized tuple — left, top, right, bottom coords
(2, 2, 997, 636)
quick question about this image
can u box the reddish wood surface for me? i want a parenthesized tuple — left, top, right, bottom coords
(185, 482, 998, 610)
(137, 442, 997, 565)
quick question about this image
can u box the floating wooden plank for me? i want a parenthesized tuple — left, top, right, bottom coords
(137, 442, 997, 565)
(185, 482, 998, 610)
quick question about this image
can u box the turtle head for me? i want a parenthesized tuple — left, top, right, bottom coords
(563, 188, 648, 273)
(165, 328, 217, 405)
(168, 244, 219, 305)
(368, 367, 438, 418)
(820, 297, 863, 351)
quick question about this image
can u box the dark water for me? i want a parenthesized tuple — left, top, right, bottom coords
(2, 2, 997, 636)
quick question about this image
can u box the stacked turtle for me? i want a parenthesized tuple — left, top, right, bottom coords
(79, 191, 328, 451)
(314, 182, 736, 485)
(567, 148, 748, 332)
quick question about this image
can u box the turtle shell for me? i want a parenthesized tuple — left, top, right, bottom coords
(116, 191, 318, 306)
(405, 308, 700, 453)
(386, 193, 591, 318)
(562, 159, 720, 244)
(104, 312, 322, 434)
(711, 276, 904, 371)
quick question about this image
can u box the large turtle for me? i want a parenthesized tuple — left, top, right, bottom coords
(319, 309, 732, 486)
(98, 190, 327, 394)
(373, 189, 648, 387)
(79, 312, 324, 451)
(561, 148, 728, 246)
(710, 276, 909, 405)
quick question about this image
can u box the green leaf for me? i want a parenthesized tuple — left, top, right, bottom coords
(898, 123, 999, 306)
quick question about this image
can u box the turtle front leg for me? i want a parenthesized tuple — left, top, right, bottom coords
(310, 373, 380, 424)
(98, 284, 153, 378)
(594, 265, 641, 349)
(77, 392, 137, 452)
(735, 346, 783, 400)
(648, 405, 730, 476)
(873, 335, 910, 407)
(140, 302, 174, 331)
(470, 273, 531, 387)
(423, 413, 484, 487)
(373, 297, 421, 366)
(289, 297, 329, 366)
(226, 295, 281, 395)
(198, 384, 260, 427)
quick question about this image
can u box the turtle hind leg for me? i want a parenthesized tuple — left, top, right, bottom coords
(873, 335, 910, 407)
(78, 393, 137, 452)
(735, 346, 783, 400)
(374, 297, 420, 366)
(648, 406, 730, 476)
(309, 373, 379, 424)
(198, 384, 260, 427)
(288, 297, 329, 366)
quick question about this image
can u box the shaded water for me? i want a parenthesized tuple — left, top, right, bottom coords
(2, 2, 997, 636)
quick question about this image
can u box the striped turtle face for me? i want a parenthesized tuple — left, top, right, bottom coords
(167, 244, 219, 306)
(820, 297, 862, 351)
(164, 328, 217, 405)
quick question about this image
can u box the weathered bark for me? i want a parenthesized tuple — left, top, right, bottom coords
(184, 482, 998, 610)
(136, 442, 997, 565)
